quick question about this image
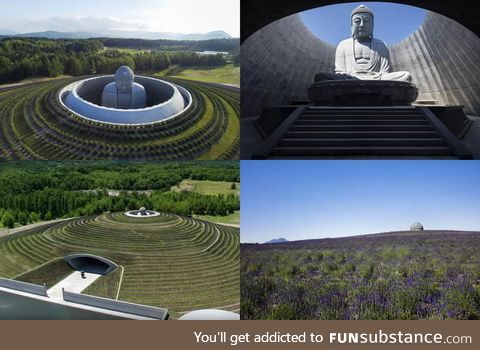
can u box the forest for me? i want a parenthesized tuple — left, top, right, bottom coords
(0, 37, 239, 83)
(0, 161, 239, 228)
(100, 38, 239, 52)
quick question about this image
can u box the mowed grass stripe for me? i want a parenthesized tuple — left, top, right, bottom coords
(0, 212, 239, 318)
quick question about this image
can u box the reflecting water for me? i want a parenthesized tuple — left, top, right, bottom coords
(0, 291, 127, 320)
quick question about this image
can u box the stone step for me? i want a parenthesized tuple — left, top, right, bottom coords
(286, 131, 441, 138)
(290, 125, 436, 132)
(304, 109, 421, 115)
(298, 114, 426, 120)
(279, 138, 447, 147)
(253, 106, 471, 159)
(295, 119, 430, 126)
(272, 146, 452, 156)
(414, 100, 438, 105)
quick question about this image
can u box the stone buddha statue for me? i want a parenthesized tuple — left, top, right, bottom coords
(315, 5, 411, 82)
(101, 65, 147, 109)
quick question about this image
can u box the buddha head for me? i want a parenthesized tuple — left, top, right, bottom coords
(115, 65, 135, 94)
(351, 5, 374, 40)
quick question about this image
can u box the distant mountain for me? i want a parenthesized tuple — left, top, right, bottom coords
(265, 238, 289, 244)
(16, 30, 88, 39)
(10, 30, 233, 41)
(0, 29, 17, 36)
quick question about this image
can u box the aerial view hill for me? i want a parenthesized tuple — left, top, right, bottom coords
(241, 230, 480, 320)
(0, 161, 239, 319)
(0, 0, 240, 160)
(0, 37, 239, 160)
(3, 212, 239, 319)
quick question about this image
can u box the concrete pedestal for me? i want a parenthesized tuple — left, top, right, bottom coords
(307, 80, 418, 106)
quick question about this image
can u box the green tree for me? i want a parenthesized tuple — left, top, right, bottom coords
(230, 183, 237, 190)
(30, 212, 40, 223)
(12, 58, 35, 81)
(48, 56, 64, 77)
(1, 211, 15, 228)
(0, 56, 14, 82)
(17, 211, 28, 225)
(64, 56, 82, 76)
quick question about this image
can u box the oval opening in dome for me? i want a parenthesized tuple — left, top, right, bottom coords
(299, 2, 426, 46)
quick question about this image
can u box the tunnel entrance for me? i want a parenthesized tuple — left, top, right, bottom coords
(64, 254, 118, 275)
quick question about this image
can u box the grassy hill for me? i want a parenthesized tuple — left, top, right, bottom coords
(0, 77, 239, 160)
(158, 64, 240, 85)
(241, 230, 480, 320)
(0, 211, 239, 319)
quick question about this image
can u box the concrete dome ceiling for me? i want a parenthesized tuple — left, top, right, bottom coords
(241, 0, 480, 42)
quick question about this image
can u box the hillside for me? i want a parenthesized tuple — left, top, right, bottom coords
(0, 77, 239, 160)
(0, 212, 239, 319)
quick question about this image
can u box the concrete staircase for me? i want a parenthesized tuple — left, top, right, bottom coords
(253, 107, 472, 159)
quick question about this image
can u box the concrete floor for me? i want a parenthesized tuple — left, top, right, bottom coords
(47, 271, 101, 300)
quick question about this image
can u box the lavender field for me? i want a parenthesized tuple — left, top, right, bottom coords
(241, 231, 480, 320)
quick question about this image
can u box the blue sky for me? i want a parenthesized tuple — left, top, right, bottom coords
(300, 2, 425, 45)
(241, 161, 480, 243)
(0, 0, 239, 36)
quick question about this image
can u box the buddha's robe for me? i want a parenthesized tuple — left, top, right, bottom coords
(334, 37, 411, 81)
(101, 82, 147, 109)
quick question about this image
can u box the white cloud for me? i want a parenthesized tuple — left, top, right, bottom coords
(133, 0, 240, 36)
(1, 0, 240, 36)
(5, 16, 149, 33)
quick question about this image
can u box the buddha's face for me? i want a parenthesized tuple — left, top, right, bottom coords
(116, 75, 133, 93)
(351, 13, 373, 39)
(115, 67, 134, 93)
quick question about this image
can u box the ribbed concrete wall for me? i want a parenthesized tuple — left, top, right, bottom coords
(242, 11, 480, 117)
(390, 11, 480, 116)
(76, 76, 177, 106)
(241, 14, 335, 118)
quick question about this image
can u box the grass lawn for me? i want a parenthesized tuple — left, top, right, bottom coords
(198, 97, 239, 160)
(0, 75, 72, 88)
(15, 258, 73, 288)
(103, 47, 152, 54)
(171, 180, 240, 195)
(157, 64, 239, 85)
(83, 266, 123, 300)
(193, 211, 239, 226)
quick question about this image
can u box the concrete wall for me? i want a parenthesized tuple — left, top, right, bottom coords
(242, 11, 480, 117)
(60, 76, 192, 125)
(0, 289, 127, 320)
(63, 290, 168, 320)
(76, 76, 175, 106)
(241, 14, 335, 118)
(0, 278, 48, 296)
(390, 12, 480, 115)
